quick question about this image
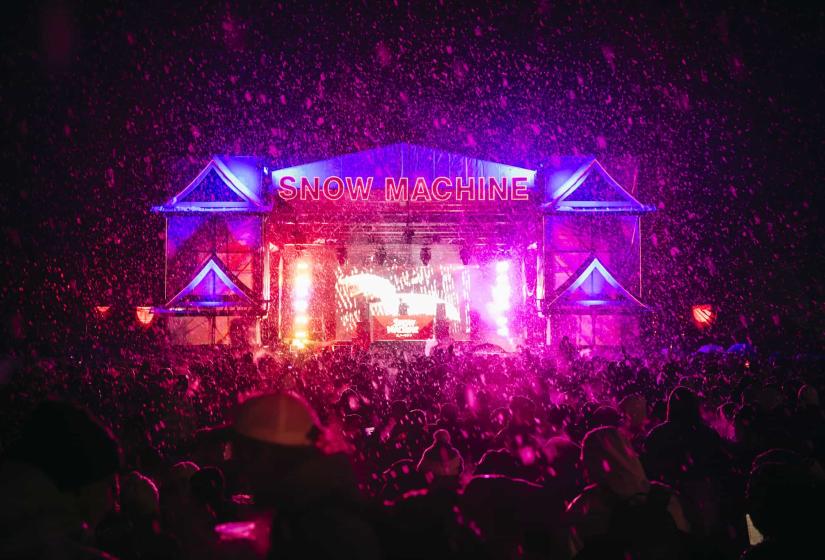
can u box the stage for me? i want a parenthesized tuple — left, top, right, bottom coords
(150, 144, 653, 355)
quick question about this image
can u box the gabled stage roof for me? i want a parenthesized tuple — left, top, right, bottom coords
(548, 255, 647, 314)
(160, 255, 261, 315)
(542, 157, 654, 214)
(153, 156, 270, 213)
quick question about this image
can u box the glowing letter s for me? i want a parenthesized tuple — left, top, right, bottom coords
(278, 176, 298, 201)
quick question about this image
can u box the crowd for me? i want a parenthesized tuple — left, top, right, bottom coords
(0, 342, 823, 559)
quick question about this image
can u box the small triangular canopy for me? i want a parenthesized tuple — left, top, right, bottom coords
(549, 255, 646, 313)
(154, 157, 268, 213)
(543, 158, 654, 213)
(164, 255, 257, 311)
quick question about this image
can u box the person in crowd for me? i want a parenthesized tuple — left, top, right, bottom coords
(0, 400, 121, 559)
(644, 386, 731, 539)
(567, 426, 692, 559)
(416, 429, 463, 488)
(230, 391, 382, 560)
(2, 342, 823, 560)
(742, 449, 824, 559)
(96, 471, 181, 560)
(618, 394, 648, 452)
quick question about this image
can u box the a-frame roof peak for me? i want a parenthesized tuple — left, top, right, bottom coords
(164, 254, 257, 311)
(154, 157, 268, 213)
(543, 158, 654, 214)
(549, 255, 646, 313)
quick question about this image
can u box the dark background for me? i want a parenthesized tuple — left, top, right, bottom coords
(1, 0, 822, 353)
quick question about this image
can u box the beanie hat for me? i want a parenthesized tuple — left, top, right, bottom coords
(233, 392, 320, 446)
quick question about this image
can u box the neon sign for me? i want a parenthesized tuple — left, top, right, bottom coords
(275, 175, 531, 202)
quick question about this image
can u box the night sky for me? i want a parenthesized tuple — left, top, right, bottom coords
(1, 1, 823, 352)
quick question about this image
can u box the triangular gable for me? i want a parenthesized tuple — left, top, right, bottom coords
(544, 159, 653, 213)
(549, 255, 646, 312)
(154, 157, 267, 212)
(165, 255, 256, 310)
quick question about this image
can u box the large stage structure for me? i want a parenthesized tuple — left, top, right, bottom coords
(151, 144, 654, 355)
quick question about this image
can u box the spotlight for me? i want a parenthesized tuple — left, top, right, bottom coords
(375, 245, 387, 266)
(459, 246, 472, 266)
(336, 247, 348, 266)
(420, 247, 432, 266)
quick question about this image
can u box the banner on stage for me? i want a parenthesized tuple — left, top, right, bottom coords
(372, 315, 434, 341)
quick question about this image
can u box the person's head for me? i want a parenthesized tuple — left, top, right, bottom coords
(190, 466, 225, 507)
(590, 406, 621, 430)
(797, 385, 820, 408)
(747, 453, 819, 543)
(666, 386, 701, 424)
(618, 394, 648, 431)
(120, 471, 160, 521)
(510, 396, 536, 426)
(475, 449, 520, 478)
(581, 427, 648, 497)
(230, 392, 322, 493)
(432, 428, 451, 446)
(390, 400, 408, 421)
(542, 436, 581, 481)
(12, 400, 121, 528)
(419, 430, 462, 479)
(233, 392, 321, 446)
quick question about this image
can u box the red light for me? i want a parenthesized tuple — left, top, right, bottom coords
(93, 305, 111, 318)
(692, 304, 714, 327)
(136, 306, 155, 326)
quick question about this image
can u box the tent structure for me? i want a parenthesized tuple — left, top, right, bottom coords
(546, 256, 647, 355)
(152, 156, 269, 345)
(540, 157, 654, 354)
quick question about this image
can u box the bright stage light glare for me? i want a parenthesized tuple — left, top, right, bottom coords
(489, 300, 511, 313)
(294, 330, 307, 339)
(136, 306, 154, 326)
(293, 299, 309, 313)
(296, 261, 310, 270)
(294, 315, 308, 325)
(492, 287, 511, 300)
(488, 259, 513, 340)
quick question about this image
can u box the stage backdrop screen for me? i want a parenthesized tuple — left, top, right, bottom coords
(334, 244, 467, 342)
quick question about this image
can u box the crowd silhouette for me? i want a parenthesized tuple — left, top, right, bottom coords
(0, 343, 823, 559)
